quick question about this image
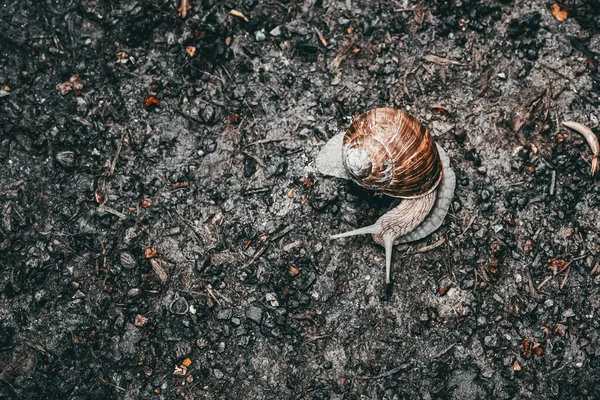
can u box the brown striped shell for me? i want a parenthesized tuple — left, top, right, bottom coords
(342, 108, 443, 199)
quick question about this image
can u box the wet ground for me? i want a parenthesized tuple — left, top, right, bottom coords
(1, 0, 600, 398)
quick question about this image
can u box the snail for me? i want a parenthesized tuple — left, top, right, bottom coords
(316, 108, 456, 285)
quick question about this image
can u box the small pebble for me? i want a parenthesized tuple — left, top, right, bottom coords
(246, 306, 263, 324)
(255, 31, 266, 41)
(270, 26, 282, 36)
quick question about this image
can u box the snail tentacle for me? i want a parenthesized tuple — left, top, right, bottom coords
(330, 190, 436, 283)
(384, 234, 394, 285)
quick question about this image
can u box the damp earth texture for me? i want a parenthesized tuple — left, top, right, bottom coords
(1, 0, 600, 398)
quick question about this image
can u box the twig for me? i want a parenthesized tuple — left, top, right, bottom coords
(313, 27, 327, 47)
(527, 270, 538, 298)
(399, 238, 446, 259)
(205, 284, 221, 306)
(241, 150, 265, 167)
(109, 133, 126, 176)
(394, 7, 427, 12)
(304, 333, 332, 342)
(459, 215, 477, 236)
(174, 209, 204, 244)
(357, 363, 411, 380)
(537, 254, 588, 290)
(424, 54, 466, 66)
(98, 204, 127, 220)
(241, 224, 295, 269)
(560, 265, 571, 289)
(241, 246, 266, 269)
(245, 137, 291, 147)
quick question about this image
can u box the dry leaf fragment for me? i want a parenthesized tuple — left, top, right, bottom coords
(145, 248, 159, 259)
(230, 9, 249, 22)
(181, 358, 192, 367)
(513, 360, 521, 371)
(173, 365, 187, 376)
(424, 54, 465, 66)
(134, 314, 149, 327)
(555, 323, 568, 335)
(185, 46, 196, 57)
(550, 4, 568, 21)
(141, 198, 153, 208)
(520, 338, 533, 358)
(150, 259, 169, 284)
(144, 96, 159, 108)
(57, 74, 83, 95)
(177, 0, 191, 18)
(289, 266, 299, 276)
(116, 51, 128, 64)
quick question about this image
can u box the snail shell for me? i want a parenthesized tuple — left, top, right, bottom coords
(316, 108, 456, 286)
(343, 108, 443, 198)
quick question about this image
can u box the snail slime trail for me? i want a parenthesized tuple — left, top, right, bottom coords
(316, 108, 456, 287)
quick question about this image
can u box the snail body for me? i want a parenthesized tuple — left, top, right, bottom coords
(316, 108, 456, 284)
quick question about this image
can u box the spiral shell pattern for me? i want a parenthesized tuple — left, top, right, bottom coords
(342, 108, 443, 199)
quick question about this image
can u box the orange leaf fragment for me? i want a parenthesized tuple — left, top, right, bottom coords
(289, 266, 299, 276)
(134, 314, 149, 327)
(145, 248, 159, 259)
(144, 96, 160, 108)
(181, 358, 192, 367)
(185, 46, 196, 57)
(141, 198, 153, 208)
(550, 4, 568, 22)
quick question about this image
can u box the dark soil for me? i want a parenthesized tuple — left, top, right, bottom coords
(1, 0, 600, 398)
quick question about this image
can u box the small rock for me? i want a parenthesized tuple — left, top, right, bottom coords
(265, 293, 279, 307)
(461, 278, 474, 290)
(563, 309, 575, 318)
(72, 290, 85, 299)
(480, 189, 492, 202)
(484, 334, 498, 347)
(216, 309, 232, 320)
(497, 72, 507, 80)
(56, 151, 76, 168)
(128, 288, 142, 298)
(246, 306, 263, 324)
(231, 317, 241, 326)
(255, 31, 266, 41)
(270, 26, 282, 36)
(544, 299, 554, 307)
(213, 369, 224, 379)
(120, 252, 137, 269)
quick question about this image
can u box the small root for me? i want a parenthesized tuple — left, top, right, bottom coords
(562, 121, 599, 177)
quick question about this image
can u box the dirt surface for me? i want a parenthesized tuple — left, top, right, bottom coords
(1, 0, 600, 398)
